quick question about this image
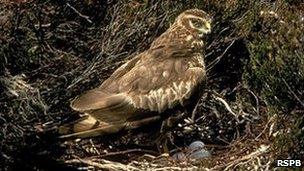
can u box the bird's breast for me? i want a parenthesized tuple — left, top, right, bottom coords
(191, 39, 204, 49)
(188, 54, 205, 68)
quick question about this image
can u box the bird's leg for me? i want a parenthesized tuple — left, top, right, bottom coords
(126, 116, 172, 153)
(157, 111, 189, 153)
(156, 132, 173, 153)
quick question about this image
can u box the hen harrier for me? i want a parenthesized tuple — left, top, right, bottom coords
(59, 9, 212, 139)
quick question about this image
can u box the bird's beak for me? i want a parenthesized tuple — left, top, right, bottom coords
(205, 22, 211, 33)
(198, 22, 211, 37)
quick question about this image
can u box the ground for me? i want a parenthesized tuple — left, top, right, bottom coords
(0, 0, 303, 170)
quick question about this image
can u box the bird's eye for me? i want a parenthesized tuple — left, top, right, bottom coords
(191, 18, 203, 28)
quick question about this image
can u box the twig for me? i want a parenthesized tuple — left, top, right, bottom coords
(245, 87, 260, 115)
(255, 114, 277, 140)
(282, 78, 304, 108)
(66, 158, 141, 171)
(154, 166, 197, 171)
(207, 39, 236, 71)
(89, 139, 100, 155)
(85, 148, 159, 160)
(191, 99, 201, 121)
(214, 95, 239, 122)
(66, 3, 92, 23)
(223, 145, 270, 171)
(209, 144, 270, 171)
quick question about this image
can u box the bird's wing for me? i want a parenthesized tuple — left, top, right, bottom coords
(70, 53, 142, 112)
(70, 49, 205, 123)
(127, 60, 206, 113)
(69, 54, 143, 124)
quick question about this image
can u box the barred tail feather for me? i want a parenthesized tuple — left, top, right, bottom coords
(58, 115, 126, 139)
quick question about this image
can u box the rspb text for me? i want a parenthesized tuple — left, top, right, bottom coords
(276, 160, 302, 167)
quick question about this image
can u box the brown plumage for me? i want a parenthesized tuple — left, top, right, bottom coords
(59, 9, 212, 139)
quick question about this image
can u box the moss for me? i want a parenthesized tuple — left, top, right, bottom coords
(241, 1, 304, 163)
(243, 3, 304, 111)
(273, 113, 304, 159)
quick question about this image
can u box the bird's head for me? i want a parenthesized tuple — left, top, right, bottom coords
(176, 9, 212, 38)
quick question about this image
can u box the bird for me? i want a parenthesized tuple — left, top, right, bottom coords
(58, 9, 212, 139)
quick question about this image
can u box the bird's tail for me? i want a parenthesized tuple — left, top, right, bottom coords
(58, 115, 98, 135)
(58, 114, 126, 139)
